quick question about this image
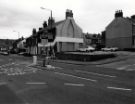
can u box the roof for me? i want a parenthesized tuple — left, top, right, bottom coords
(106, 17, 133, 29)
(55, 20, 65, 26)
(47, 20, 65, 29)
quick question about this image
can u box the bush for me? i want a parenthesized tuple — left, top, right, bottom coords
(123, 48, 135, 52)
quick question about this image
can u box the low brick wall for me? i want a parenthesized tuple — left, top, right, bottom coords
(56, 52, 116, 62)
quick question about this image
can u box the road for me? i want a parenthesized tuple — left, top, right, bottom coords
(0, 54, 134, 104)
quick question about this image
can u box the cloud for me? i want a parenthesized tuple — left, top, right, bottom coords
(0, 5, 40, 28)
(0, 1, 48, 39)
(0, 0, 134, 39)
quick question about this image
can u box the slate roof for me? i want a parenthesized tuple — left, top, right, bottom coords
(47, 20, 65, 29)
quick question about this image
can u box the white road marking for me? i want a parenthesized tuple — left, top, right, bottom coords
(117, 67, 126, 70)
(26, 82, 46, 85)
(13, 63, 23, 66)
(107, 86, 132, 91)
(125, 69, 135, 71)
(26, 66, 39, 71)
(64, 83, 85, 87)
(117, 64, 135, 71)
(0, 63, 14, 68)
(75, 70, 116, 78)
(54, 72, 97, 82)
(26, 63, 36, 67)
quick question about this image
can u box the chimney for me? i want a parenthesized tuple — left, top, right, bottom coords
(115, 10, 123, 18)
(131, 15, 135, 23)
(65, 9, 73, 19)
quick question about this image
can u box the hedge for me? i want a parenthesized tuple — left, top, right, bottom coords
(56, 52, 116, 62)
(123, 48, 135, 52)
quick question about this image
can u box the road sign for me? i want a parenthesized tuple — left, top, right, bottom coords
(41, 39, 48, 45)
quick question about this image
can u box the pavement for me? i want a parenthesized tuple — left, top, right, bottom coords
(0, 53, 135, 104)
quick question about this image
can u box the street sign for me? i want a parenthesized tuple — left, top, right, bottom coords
(41, 39, 48, 45)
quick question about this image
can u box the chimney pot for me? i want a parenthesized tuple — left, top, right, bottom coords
(66, 9, 73, 19)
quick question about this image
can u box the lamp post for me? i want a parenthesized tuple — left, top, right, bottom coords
(40, 7, 53, 66)
(40, 7, 52, 30)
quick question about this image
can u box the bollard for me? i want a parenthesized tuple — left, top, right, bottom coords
(43, 59, 46, 67)
(43, 56, 50, 67)
(33, 55, 37, 65)
(46, 56, 50, 65)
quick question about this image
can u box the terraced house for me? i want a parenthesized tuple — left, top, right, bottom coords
(106, 10, 135, 49)
(26, 9, 84, 55)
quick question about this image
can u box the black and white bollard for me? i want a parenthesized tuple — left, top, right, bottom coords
(33, 55, 37, 65)
(43, 56, 49, 67)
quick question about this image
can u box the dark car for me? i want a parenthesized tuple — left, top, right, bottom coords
(0, 51, 9, 55)
(18, 52, 31, 56)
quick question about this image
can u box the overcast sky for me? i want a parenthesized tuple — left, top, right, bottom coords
(0, 0, 134, 39)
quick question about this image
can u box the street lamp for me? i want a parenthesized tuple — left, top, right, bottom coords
(40, 7, 52, 19)
(40, 7, 52, 30)
(40, 7, 53, 66)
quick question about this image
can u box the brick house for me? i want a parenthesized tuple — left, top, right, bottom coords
(106, 10, 135, 49)
(26, 9, 84, 55)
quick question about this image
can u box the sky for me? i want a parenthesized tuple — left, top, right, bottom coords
(0, 0, 134, 39)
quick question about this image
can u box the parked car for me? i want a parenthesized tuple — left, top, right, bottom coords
(18, 52, 31, 56)
(18, 52, 26, 55)
(110, 47, 119, 51)
(77, 46, 95, 52)
(77, 48, 87, 52)
(101, 47, 118, 52)
(0, 51, 9, 55)
(101, 48, 111, 51)
(86, 46, 95, 52)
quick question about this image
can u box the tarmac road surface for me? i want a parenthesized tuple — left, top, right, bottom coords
(0, 54, 134, 104)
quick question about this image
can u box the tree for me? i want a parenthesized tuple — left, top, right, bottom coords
(43, 21, 47, 28)
(32, 28, 37, 37)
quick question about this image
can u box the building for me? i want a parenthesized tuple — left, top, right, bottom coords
(39, 9, 83, 53)
(26, 9, 84, 55)
(0, 39, 14, 51)
(12, 37, 25, 53)
(106, 10, 135, 49)
(26, 28, 38, 55)
(84, 33, 103, 49)
(17, 38, 26, 52)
